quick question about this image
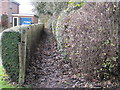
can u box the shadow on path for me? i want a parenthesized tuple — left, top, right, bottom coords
(25, 28, 67, 88)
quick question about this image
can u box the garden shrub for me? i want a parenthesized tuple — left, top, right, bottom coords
(0, 24, 44, 83)
(1, 30, 20, 82)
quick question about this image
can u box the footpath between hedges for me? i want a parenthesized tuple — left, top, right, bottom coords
(25, 28, 120, 88)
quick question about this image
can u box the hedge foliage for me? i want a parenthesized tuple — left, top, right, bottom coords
(1, 31, 20, 82)
(54, 2, 120, 80)
(1, 24, 44, 83)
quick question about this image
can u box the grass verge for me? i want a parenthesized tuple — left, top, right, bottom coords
(0, 66, 14, 89)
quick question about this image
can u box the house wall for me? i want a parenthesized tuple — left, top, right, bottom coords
(11, 2, 19, 14)
(0, 1, 2, 15)
(9, 2, 19, 27)
(32, 16, 38, 24)
(1, 0, 9, 14)
(0, 0, 9, 27)
(0, 0, 19, 28)
(0, 0, 19, 15)
(12, 15, 38, 26)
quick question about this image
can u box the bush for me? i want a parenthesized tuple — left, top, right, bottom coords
(55, 2, 120, 80)
(1, 31, 20, 82)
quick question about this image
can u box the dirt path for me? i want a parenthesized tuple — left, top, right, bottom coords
(25, 29, 120, 89)
(25, 29, 70, 88)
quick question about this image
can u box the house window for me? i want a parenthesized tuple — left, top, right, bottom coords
(14, 18, 17, 26)
(13, 17, 18, 27)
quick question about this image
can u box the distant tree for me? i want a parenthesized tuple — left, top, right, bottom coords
(33, 2, 68, 16)
(1, 14, 8, 28)
(32, 2, 68, 23)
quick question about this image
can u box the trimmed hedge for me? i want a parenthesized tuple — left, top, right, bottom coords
(1, 31, 20, 82)
(0, 24, 44, 83)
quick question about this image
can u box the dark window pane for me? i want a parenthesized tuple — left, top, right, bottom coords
(14, 18, 17, 26)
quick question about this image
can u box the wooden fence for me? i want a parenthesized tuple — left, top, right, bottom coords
(0, 24, 44, 85)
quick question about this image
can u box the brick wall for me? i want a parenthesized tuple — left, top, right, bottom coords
(0, 0, 19, 27)
(11, 2, 19, 14)
(32, 16, 38, 24)
(1, 0, 9, 15)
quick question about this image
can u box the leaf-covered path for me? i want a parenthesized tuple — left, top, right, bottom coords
(25, 28, 70, 88)
(25, 29, 120, 88)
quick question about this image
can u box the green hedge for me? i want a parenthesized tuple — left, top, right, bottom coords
(0, 24, 44, 83)
(0, 24, 44, 82)
(1, 31, 20, 82)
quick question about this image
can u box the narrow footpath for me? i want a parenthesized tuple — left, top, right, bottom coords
(25, 29, 119, 89)
(25, 29, 72, 88)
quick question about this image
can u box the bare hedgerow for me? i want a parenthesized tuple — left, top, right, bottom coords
(56, 2, 120, 81)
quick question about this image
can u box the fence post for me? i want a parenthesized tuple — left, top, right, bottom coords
(18, 42, 22, 84)
(19, 29, 27, 85)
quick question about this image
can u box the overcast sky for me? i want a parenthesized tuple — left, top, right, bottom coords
(16, 0, 34, 14)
